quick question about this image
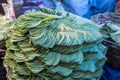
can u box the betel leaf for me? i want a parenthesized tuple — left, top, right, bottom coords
(83, 52, 97, 61)
(0, 22, 10, 41)
(30, 29, 56, 48)
(6, 50, 15, 59)
(49, 66, 73, 76)
(71, 68, 103, 79)
(4, 58, 16, 68)
(41, 52, 61, 66)
(25, 59, 45, 73)
(60, 50, 83, 64)
(51, 45, 80, 54)
(56, 31, 84, 45)
(20, 47, 36, 53)
(107, 23, 120, 31)
(8, 70, 30, 80)
(15, 14, 42, 29)
(25, 51, 41, 61)
(10, 35, 28, 42)
(64, 77, 73, 80)
(100, 22, 120, 44)
(57, 23, 74, 32)
(75, 60, 96, 72)
(110, 31, 120, 44)
(14, 51, 26, 62)
(15, 64, 31, 75)
(6, 39, 19, 51)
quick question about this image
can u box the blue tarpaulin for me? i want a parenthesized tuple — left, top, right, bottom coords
(101, 63, 120, 80)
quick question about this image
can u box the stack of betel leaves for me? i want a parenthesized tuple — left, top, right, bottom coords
(4, 8, 107, 80)
(100, 23, 120, 44)
(0, 15, 10, 80)
(100, 23, 120, 69)
(0, 15, 10, 58)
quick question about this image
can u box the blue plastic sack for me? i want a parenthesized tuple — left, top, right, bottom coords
(90, 0, 115, 15)
(61, 0, 90, 18)
(61, 0, 115, 19)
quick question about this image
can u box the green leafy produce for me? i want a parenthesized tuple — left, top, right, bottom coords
(0, 15, 11, 58)
(100, 23, 120, 44)
(4, 8, 106, 80)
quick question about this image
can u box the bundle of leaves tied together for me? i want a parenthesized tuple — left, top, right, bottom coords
(4, 8, 106, 80)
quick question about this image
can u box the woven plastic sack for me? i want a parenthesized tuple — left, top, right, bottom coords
(91, 12, 120, 25)
(102, 40, 120, 69)
(13, 0, 23, 17)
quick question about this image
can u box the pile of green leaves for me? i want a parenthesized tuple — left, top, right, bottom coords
(100, 23, 120, 44)
(4, 8, 106, 80)
(0, 15, 10, 58)
(0, 16, 9, 43)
